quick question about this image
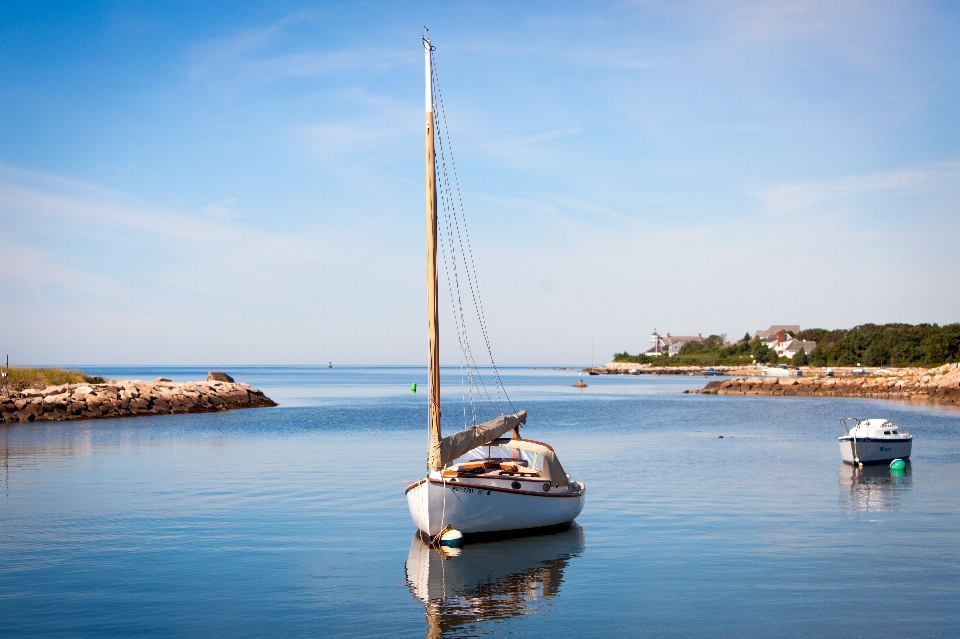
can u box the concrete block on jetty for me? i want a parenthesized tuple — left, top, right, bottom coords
(0, 379, 277, 424)
(686, 363, 960, 404)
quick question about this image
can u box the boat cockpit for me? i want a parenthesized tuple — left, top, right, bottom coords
(436, 438, 581, 494)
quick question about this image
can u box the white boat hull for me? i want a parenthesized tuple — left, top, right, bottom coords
(406, 477, 586, 536)
(839, 437, 912, 464)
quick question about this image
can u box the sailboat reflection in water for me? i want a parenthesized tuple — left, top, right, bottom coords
(839, 461, 912, 514)
(405, 525, 585, 638)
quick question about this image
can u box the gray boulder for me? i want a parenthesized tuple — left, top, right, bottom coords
(207, 371, 235, 383)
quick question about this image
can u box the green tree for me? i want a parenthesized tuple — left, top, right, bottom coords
(809, 348, 827, 367)
(793, 348, 808, 366)
(751, 341, 774, 364)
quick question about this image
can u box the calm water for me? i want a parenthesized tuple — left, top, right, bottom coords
(2, 366, 959, 638)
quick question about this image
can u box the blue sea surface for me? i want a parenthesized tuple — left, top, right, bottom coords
(2, 366, 959, 638)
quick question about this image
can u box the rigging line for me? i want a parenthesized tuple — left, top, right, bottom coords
(440, 219, 468, 429)
(431, 67, 512, 413)
(436, 126, 495, 423)
(437, 168, 494, 420)
(437, 171, 484, 417)
(427, 50, 485, 422)
(431, 58, 495, 413)
(432, 67, 514, 413)
(437, 175, 492, 424)
(432, 99, 494, 420)
(428, 53, 491, 416)
(435, 132, 496, 419)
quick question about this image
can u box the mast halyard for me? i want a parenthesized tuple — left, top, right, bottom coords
(424, 37, 443, 472)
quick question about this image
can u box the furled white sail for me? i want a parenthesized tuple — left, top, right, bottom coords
(433, 409, 527, 470)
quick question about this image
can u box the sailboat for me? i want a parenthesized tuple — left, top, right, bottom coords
(406, 37, 585, 540)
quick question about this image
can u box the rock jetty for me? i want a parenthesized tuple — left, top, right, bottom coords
(1, 375, 276, 424)
(586, 362, 756, 375)
(687, 363, 960, 404)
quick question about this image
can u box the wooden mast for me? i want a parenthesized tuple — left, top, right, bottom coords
(425, 37, 443, 472)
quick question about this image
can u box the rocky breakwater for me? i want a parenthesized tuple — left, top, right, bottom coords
(687, 363, 960, 404)
(0, 373, 277, 424)
(590, 362, 756, 376)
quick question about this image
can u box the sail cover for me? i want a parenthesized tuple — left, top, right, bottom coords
(435, 410, 527, 470)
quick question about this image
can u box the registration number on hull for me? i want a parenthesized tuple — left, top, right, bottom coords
(450, 485, 491, 496)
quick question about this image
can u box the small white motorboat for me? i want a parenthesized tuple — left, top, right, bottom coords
(838, 418, 912, 465)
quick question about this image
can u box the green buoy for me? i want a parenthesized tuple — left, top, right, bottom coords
(890, 459, 906, 471)
(328, 361, 332, 368)
(411, 383, 417, 392)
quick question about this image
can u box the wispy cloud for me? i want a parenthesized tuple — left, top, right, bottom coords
(202, 196, 238, 218)
(0, 167, 323, 308)
(748, 162, 960, 218)
(187, 11, 322, 81)
(188, 11, 412, 86)
(298, 123, 393, 157)
(479, 127, 582, 169)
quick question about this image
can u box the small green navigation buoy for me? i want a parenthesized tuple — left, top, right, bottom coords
(328, 361, 332, 368)
(411, 383, 417, 392)
(890, 459, 906, 471)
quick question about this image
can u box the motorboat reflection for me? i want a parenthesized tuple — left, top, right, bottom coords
(405, 524, 585, 638)
(839, 461, 912, 514)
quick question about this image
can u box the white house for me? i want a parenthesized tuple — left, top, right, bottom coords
(761, 329, 816, 359)
(665, 332, 704, 356)
(644, 330, 705, 357)
(755, 325, 801, 340)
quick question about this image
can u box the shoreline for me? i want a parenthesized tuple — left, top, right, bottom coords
(686, 363, 960, 404)
(1, 378, 277, 424)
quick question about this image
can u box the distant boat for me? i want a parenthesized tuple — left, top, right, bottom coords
(703, 367, 723, 377)
(839, 418, 912, 465)
(405, 37, 585, 539)
(587, 370, 600, 376)
(761, 366, 801, 377)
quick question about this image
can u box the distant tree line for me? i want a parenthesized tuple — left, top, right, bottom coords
(797, 323, 960, 367)
(613, 323, 960, 367)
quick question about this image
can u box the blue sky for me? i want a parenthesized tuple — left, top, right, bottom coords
(2, 0, 960, 365)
